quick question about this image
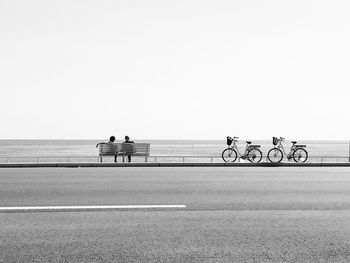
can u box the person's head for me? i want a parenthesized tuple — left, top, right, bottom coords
(125, 135, 130, 142)
(109, 136, 115, 142)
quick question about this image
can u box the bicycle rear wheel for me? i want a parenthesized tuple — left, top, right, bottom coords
(247, 148, 262, 163)
(222, 148, 238, 163)
(293, 148, 308, 163)
(267, 148, 283, 163)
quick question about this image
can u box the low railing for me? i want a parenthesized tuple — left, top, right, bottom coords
(0, 155, 349, 164)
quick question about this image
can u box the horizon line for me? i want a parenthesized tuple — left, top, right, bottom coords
(0, 138, 349, 141)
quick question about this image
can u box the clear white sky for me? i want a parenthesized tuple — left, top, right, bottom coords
(1, 0, 349, 140)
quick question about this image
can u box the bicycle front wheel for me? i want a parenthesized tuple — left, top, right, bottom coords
(222, 148, 238, 163)
(293, 148, 308, 163)
(267, 148, 283, 163)
(247, 148, 262, 163)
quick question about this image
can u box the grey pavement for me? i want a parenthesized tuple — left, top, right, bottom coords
(1, 167, 350, 262)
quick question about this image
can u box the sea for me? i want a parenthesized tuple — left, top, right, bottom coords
(0, 139, 349, 163)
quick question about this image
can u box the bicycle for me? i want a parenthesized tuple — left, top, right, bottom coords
(267, 137, 308, 163)
(222, 136, 263, 163)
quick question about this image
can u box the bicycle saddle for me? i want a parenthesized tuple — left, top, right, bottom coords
(246, 141, 252, 144)
(291, 141, 297, 144)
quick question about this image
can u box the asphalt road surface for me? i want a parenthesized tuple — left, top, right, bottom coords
(1, 167, 350, 262)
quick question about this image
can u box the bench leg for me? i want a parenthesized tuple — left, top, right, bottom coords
(100, 155, 102, 163)
(145, 156, 148, 162)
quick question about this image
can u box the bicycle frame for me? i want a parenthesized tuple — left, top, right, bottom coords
(273, 139, 298, 158)
(230, 140, 252, 158)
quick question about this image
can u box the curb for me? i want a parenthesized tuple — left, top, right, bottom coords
(0, 162, 350, 168)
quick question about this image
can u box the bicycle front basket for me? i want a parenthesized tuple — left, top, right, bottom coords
(272, 137, 278, 145)
(227, 137, 233, 146)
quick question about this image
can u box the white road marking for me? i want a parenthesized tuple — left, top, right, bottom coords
(0, 205, 187, 212)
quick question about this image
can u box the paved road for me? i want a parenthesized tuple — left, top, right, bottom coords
(1, 167, 350, 262)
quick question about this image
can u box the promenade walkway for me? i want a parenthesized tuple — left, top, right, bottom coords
(1, 155, 350, 167)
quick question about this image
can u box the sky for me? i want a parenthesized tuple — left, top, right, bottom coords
(1, 0, 350, 140)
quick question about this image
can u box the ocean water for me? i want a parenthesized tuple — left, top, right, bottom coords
(0, 139, 349, 163)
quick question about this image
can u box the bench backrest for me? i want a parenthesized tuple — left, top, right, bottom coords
(97, 143, 150, 156)
(116, 143, 150, 156)
(97, 143, 118, 154)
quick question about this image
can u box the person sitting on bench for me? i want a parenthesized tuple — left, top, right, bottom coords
(108, 136, 117, 163)
(122, 135, 134, 162)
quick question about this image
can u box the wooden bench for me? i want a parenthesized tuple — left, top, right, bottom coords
(96, 143, 150, 163)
